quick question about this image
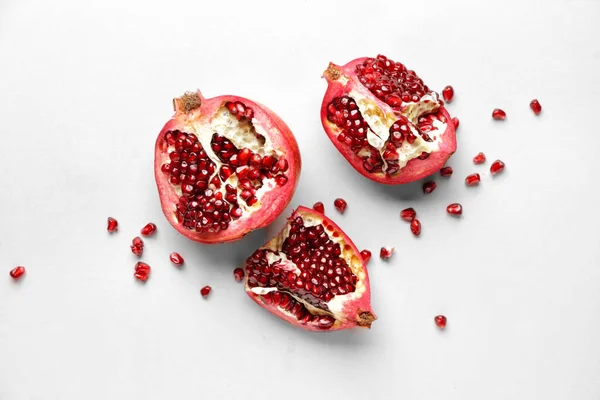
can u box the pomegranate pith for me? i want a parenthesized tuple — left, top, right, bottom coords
(465, 173, 481, 186)
(107, 217, 118, 233)
(435, 315, 447, 329)
(473, 152, 486, 164)
(9, 266, 26, 280)
(530, 99, 542, 115)
(141, 223, 157, 236)
(334, 198, 347, 213)
(400, 207, 416, 221)
(490, 160, 505, 175)
(442, 85, 454, 103)
(492, 108, 506, 120)
(440, 166, 453, 177)
(313, 202, 325, 214)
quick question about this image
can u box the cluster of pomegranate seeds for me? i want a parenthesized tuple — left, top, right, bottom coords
(169, 252, 184, 266)
(360, 249, 372, 265)
(225, 100, 254, 120)
(434, 315, 447, 329)
(380, 247, 394, 259)
(446, 203, 463, 216)
(440, 166, 453, 177)
(452, 117, 459, 129)
(200, 285, 212, 298)
(442, 85, 454, 103)
(490, 160, 505, 175)
(131, 237, 144, 256)
(9, 266, 26, 280)
(410, 219, 422, 236)
(141, 223, 157, 236)
(134, 262, 151, 282)
(107, 217, 118, 233)
(473, 152, 486, 165)
(313, 201, 325, 213)
(422, 181, 437, 194)
(400, 207, 416, 222)
(261, 290, 336, 329)
(465, 173, 481, 186)
(334, 198, 347, 213)
(530, 99, 542, 115)
(492, 108, 506, 120)
(233, 268, 245, 282)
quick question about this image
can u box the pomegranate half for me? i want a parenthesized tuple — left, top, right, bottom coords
(321, 54, 457, 184)
(155, 90, 301, 244)
(244, 206, 376, 331)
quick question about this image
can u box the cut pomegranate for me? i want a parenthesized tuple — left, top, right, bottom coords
(360, 250, 372, 265)
(155, 90, 301, 244)
(452, 117, 459, 130)
(473, 152, 486, 164)
(440, 166, 453, 177)
(313, 202, 325, 214)
(243, 206, 376, 331)
(107, 217, 118, 233)
(400, 207, 416, 221)
(130, 237, 144, 257)
(321, 54, 457, 184)
(380, 247, 394, 259)
(490, 160, 505, 175)
(465, 173, 481, 186)
(442, 85, 454, 103)
(446, 203, 462, 215)
(141, 223, 157, 236)
(435, 315, 447, 329)
(134, 262, 151, 282)
(410, 219, 421, 236)
(9, 266, 25, 280)
(422, 181, 437, 194)
(233, 267, 245, 282)
(200, 285, 212, 298)
(492, 108, 506, 120)
(169, 252, 184, 266)
(530, 99, 542, 115)
(334, 198, 347, 213)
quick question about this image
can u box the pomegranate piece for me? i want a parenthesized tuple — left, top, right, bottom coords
(452, 117, 459, 129)
(312, 201, 325, 214)
(410, 219, 421, 236)
(400, 207, 416, 221)
(130, 237, 144, 257)
(321, 54, 457, 184)
(465, 173, 481, 186)
(233, 267, 245, 282)
(380, 247, 394, 259)
(200, 285, 212, 298)
(169, 252, 184, 266)
(473, 152, 486, 165)
(9, 266, 26, 280)
(446, 203, 463, 215)
(422, 181, 437, 194)
(107, 217, 118, 233)
(360, 249, 372, 265)
(440, 166, 453, 177)
(442, 85, 454, 103)
(141, 223, 157, 236)
(334, 198, 347, 213)
(492, 108, 506, 120)
(134, 262, 151, 282)
(530, 99, 542, 115)
(490, 160, 505, 175)
(435, 315, 447, 329)
(155, 90, 301, 244)
(243, 206, 376, 331)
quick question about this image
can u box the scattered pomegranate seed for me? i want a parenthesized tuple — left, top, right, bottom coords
(442, 85, 454, 103)
(380, 247, 394, 259)
(134, 262, 151, 282)
(410, 219, 421, 236)
(9, 266, 25, 280)
(140, 223, 157, 236)
(446, 203, 463, 216)
(422, 181, 437, 194)
(490, 160, 505, 175)
(435, 315, 447, 329)
(130, 237, 144, 257)
(400, 207, 416, 222)
(530, 99, 542, 115)
(169, 252, 184, 266)
(492, 108, 506, 120)
(313, 201, 325, 214)
(452, 117, 459, 129)
(465, 173, 481, 186)
(334, 198, 347, 213)
(200, 285, 212, 298)
(233, 267, 245, 282)
(440, 166, 453, 177)
(107, 217, 118, 233)
(473, 152, 486, 165)
(360, 250, 372, 265)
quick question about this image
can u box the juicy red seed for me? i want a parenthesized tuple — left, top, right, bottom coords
(380, 247, 394, 259)
(446, 203, 463, 215)
(233, 268, 245, 282)
(107, 217, 118, 233)
(440, 166, 453, 177)
(473, 152, 486, 165)
(135, 262, 151, 273)
(422, 181, 437, 194)
(169, 252, 184, 265)
(9, 266, 25, 279)
(442, 85, 454, 102)
(400, 207, 416, 221)
(452, 117, 459, 129)
(435, 315, 447, 329)
(490, 160, 505, 175)
(140, 223, 157, 236)
(313, 202, 325, 214)
(200, 286, 212, 297)
(360, 250, 372, 265)
(134, 272, 149, 282)
(530, 99, 542, 115)
(492, 108, 506, 120)
(275, 175, 288, 187)
(410, 219, 421, 236)
(130, 237, 144, 256)
(334, 198, 347, 213)
(465, 173, 481, 186)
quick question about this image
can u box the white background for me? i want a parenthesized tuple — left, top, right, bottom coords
(1, 0, 600, 399)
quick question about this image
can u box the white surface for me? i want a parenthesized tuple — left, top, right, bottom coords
(1, 0, 600, 399)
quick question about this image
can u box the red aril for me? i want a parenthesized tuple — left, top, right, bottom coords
(141, 223, 157, 236)
(435, 315, 447, 329)
(155, 90, 301, 244)
(200, 285, 212, 298)
(410, 219, 421, 236)
(490, 160, 505, 175)
(334, 198, 347, 213)
(440, 166, 453, 177)
(243, 206, 376, 331)
(530, 99, 542, 115)
(134, 262, 151, 282)
(169, 252, 184, 266)
(442, 85, 454, 102)
(446, 203, 462, 215)
(422, 181, 437, 194)
(380, 247, 394, 259)
(9, 266, 26, 280)
(131, 237, 144, 257)
(465, 173, 481, 186)
(400, 207, 416, 221)
(473, 152, 486, 164)
(313, 202, 325, 214)
(452, 117, 459, 129)
(321, 54, 457, 185)
(233, 268, 245, 282)
(107, 217, 118, 233)
(360, 250, 372, 265)
(492, 108, 506, 120)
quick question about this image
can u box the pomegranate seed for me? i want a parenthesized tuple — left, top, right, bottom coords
(410, 219, 421, 236)
(200, 285, 212, 298)
(492, 108, 506, 120)
(141, 222, 157, 236)
(275, 175, 288, 186)
(313, 201, 325, 214)
(446, 203, 463, 216)
(530, 99, 542, 115)
(380, 247, 394, 259)
(442, 85, 454, 102)
(440, 166, 453, 177)
(435, 315, 447, 329)
(422, 181, 437, 194)
(490, 160, 505, 175)
(107, 217, 118, 233)
(134, 262, 151, 282)
(400, 207, 416, 222)
(169, 252, 184, 266)
(465, 173, 481, 186)
(9, 266, 25, 280)
(233, 268, 245, 282)
(452, 117, 459, 129)
(334, 198, 347, 213)
(473, 152, 486, 165)
(360, 250, 372, 265)
(130, 236, 144, 257)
